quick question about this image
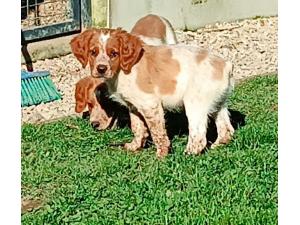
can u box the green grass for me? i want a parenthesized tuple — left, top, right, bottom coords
(21, 75, 278, 225)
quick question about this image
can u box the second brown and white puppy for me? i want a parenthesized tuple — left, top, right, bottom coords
(71, 14, 177, 129)
(74, 76, 112, 129)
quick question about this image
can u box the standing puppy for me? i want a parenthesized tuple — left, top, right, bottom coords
(71, 14, 177, 129)
(71, 28, 235, 158)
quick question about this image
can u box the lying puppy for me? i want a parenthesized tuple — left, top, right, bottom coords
(74, 76, 110, 129)
(71, 14, 177, 129)
(75, 76, 129, 130)
(71, 28, 235, 158)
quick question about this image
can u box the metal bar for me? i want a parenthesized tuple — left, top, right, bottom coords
(21, 30, 34, 72)
(27, 0, 65, 8)
(22, 13, 72, 20)
(23, 20, 80, 42)
(71, 0, 80, 21)
(34, 0, 38, 25)
(27, 0, 29, 18)
(81, 0, 92, 28)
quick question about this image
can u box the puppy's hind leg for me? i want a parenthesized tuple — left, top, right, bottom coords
(184, 99, 210, 155)
(211, 107, 234, 149)
(211, 61, 235, 148)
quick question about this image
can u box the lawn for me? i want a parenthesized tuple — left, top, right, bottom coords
(21, 75, 278, 225)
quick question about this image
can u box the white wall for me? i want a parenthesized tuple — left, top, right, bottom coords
(110, 0, 277, 30)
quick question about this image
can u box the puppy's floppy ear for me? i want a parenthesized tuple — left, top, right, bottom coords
(70, 29, 95, 68)
(75, 83, 87, 113)
(117, 30, 144, 74)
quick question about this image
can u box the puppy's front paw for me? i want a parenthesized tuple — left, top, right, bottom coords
(124, 142, 140, 152)
(156, 147, 170, 159)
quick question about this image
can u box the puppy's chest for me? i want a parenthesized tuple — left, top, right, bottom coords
(108, 74, 141, 109)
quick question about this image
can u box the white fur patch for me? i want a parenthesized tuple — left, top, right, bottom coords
(137, 35, 164, 46)
(100, 33, 110, 43)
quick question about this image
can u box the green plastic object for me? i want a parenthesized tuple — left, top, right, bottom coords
(21, 70, 61, 107)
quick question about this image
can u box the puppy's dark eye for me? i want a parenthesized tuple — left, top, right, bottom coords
(90, 49, 97, 56)
(110, 50, 119, 58)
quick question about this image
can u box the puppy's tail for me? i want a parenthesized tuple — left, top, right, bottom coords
(160, 16, 178, 45)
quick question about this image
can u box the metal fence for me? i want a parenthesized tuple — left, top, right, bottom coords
(21, 0, 90, 43)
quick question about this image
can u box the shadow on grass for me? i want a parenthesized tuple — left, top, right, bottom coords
(164, 109, 246, 148)
(82, 105, 246, 151)
(87, 82, 246, 148)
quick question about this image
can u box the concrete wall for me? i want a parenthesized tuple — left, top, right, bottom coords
(110, 0, 278, 30)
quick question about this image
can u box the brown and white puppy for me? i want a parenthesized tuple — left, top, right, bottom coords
(71, 27, 235, 158)
(74, 76, 113, 129)
(71, 14, 177, 129)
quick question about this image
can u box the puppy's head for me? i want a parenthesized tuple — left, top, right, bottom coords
(70, 28, 144, 79)
(74, 77, 113, 130)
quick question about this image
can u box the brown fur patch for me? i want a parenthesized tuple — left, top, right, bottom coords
(131, 14, 166, 39)
(109, 29, 144, 74)
(196, 49, 208, 64)
(70, 29, 98, 68)
(210, 56, 226, 80)
(136, 46, 180, 95)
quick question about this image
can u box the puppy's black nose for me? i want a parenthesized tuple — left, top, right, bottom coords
(91, 121, 100, 129)
(97, 64, 107, 74)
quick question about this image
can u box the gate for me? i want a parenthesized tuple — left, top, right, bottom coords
(21, 0, 91, 43)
